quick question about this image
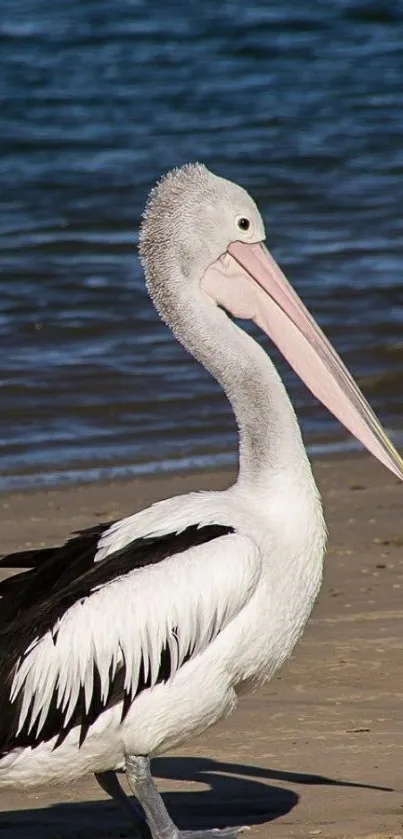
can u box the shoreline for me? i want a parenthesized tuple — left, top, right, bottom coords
(0, 449, 384, 504)
(1, 437, 393, 498)
(1, 453, 403, 838)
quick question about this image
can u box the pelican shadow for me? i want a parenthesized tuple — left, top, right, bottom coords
(0, 754, 391, 838)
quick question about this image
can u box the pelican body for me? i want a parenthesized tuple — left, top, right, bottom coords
(0, 164, 402, 839)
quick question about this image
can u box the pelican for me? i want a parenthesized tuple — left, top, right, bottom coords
(0, 163, 402, 839)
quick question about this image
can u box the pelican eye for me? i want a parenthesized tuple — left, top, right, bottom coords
(237, 217, 250, 232)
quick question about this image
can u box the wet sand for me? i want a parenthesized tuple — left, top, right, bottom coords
(1, 456, 403, 839)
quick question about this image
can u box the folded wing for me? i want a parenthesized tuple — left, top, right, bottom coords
(0, 527, 260, 755)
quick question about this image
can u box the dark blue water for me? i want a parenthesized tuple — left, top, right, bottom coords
(1, 0, 403, 491)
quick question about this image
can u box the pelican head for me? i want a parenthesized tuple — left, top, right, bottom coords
(140, 163, 403, 481)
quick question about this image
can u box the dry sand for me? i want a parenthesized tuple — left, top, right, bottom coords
(1, 456, 403, 839)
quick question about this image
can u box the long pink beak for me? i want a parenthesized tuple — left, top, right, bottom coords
(227, 241, 403, 481)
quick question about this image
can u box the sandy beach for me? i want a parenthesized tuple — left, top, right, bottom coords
(1, 455, 402, 839)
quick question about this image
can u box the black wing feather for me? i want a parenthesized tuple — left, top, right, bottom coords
(0, 522, 115, 628)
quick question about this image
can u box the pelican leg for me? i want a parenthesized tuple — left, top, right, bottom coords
(95, 770, 151, 838)
(126, 755, 248, 839)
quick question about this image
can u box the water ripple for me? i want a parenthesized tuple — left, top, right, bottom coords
(1, 0, 403, 490)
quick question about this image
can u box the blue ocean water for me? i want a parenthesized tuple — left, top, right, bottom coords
(1, 0, 403, 490)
